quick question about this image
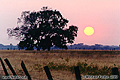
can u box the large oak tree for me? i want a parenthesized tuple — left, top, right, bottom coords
(7, 7, 78, 50)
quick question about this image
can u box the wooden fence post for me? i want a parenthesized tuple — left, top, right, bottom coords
(44, 66, 53, 80)
(21, 61, 31, 80)
(112, 67, 119, 80)
(0, 58, 11, 80)
(74, 66, 81, 80)
(4, 58, 17, 75)
(0, 58, 9, 76)
(4, 58, 19, 80)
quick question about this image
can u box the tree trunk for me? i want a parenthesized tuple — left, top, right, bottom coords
(48, 47, 50, 51)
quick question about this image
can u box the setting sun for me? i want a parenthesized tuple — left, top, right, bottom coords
(84, 27, 94, 36)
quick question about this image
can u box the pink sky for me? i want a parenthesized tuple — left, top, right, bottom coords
(0, 0, 120, 45)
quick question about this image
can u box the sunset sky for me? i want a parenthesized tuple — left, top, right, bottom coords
(0, 0, 120, 46)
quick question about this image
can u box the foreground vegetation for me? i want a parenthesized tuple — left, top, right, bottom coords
(0, 50, 120, 80)
(46, 62, 112, 75)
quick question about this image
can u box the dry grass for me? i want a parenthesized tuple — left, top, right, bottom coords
(0, 50, 120, 80)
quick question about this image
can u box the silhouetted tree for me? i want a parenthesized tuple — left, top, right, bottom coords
(10, 43, 12, 50)
(7, 7, 78, 51)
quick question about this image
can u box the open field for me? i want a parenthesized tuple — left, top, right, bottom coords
(0, 50, 120, 80)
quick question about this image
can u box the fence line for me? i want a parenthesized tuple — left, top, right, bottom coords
(0, 58, 119, 80)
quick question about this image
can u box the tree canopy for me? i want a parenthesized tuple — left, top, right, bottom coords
(7, 7, 78, 50)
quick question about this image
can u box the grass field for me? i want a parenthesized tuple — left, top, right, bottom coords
(0, 50, 120, 80)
